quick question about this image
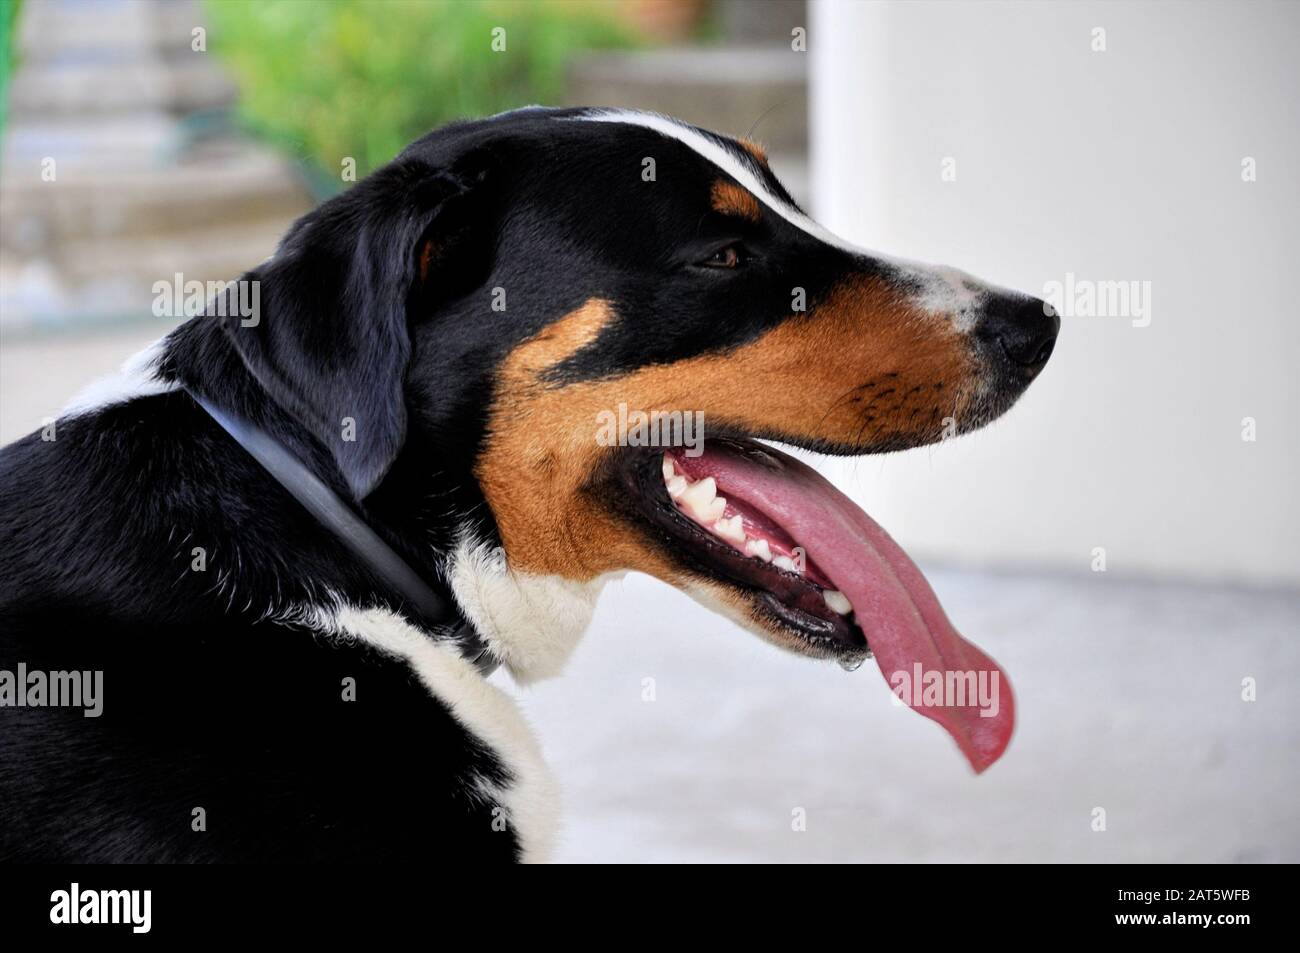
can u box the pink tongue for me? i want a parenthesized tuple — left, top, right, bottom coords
(686, 442, 1015, 773)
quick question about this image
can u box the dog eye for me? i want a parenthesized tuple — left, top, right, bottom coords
(700, 244, 746, 269)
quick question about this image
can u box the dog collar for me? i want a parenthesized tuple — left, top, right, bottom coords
(184, 387, 499, 677)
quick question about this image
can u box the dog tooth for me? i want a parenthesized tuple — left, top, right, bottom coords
(745, 538, 773, 562)
(823, 589, 853, 615)
(662, 454, 675, 481)
(772, 555, 797, 572)
(676, 476, 716, 517)
(713, 514, 745, 544)
(704, 496, 727, 523)
(666, 475, 688, 499)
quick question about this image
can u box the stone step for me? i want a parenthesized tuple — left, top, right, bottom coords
(1, 220, 292, 331)
(9, 0, 231, 118)
(14, 0, 211, 61)
(60, 216, 289, 290)
(567, 45, 807, 153)
(7, 57, 236, 118)
(0, 143, 312, 252)
(1, 114, 190, 170)
(718, 0, 808, 44)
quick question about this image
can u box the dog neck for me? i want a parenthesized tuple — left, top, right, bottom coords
(144, 317, 609, 684)
(136, 321, 475, 634)
(447, 535, 618, 684)
(184, 383, 500, 676)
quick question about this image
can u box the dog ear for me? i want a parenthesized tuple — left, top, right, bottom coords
(215, 159, 489, 500)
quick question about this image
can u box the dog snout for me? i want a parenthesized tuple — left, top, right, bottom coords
(976, 294, 1060, 375)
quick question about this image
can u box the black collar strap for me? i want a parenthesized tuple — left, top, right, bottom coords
(185, 387, 499, 677)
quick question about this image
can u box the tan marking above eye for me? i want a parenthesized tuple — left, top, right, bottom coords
(739, 138, 769, 166)
(476, 282, 975, 586)
(710, 180, 762, 223)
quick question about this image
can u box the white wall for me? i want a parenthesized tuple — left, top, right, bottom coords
(808, 0, 1300, 585)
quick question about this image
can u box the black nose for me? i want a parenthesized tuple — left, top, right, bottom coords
(978, 295, 1060, 372)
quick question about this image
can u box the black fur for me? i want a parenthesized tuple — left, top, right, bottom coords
(0, 107, 822, 862)
(0, 107, 1051, 862)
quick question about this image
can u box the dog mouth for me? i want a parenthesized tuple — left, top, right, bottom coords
(621, 440, 868, 659)
(615, 435, 1015, 773)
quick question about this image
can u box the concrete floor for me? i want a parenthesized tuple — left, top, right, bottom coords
(4, 326, 1298, 863)
(509, 568, 1299, 863)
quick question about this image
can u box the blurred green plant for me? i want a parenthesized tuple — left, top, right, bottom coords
(202, 0, 638, 192)
(0, 0, 22, 140)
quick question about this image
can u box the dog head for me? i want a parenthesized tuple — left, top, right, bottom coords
(212, 108, 1057, 767)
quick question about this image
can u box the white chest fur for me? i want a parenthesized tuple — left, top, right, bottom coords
(447, 536, 619, 684)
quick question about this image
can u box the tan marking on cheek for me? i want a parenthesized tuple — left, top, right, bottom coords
(710, 180, 762, 222)
(477, 301, 686, 582)
(478, 285, 976, 581)
(505, 301, 608, 375)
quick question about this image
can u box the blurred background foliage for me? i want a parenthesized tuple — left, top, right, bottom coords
(0, 0, 22, 137)
(202, 0, 642, 190)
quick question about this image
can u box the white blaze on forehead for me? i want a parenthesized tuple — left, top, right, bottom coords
(574, 109, 854, 253)
(571, 109, 996, 328)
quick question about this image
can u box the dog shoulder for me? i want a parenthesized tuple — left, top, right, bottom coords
(314, 603, 562, 863)
(0, 604, 558, 863)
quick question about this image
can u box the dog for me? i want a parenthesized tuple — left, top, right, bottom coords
(0, 107, 1057, 862)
